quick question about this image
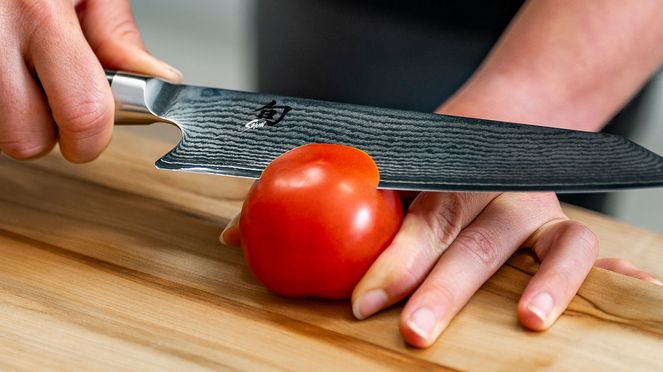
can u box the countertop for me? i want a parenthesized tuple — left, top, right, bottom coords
(1, 126, 662, 370)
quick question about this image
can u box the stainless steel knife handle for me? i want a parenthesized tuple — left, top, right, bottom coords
(106, 70, 164, 125)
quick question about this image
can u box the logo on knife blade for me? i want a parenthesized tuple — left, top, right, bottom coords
(244, 100, 292, 129)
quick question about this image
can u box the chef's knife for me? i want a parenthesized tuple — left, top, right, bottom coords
(107, 70, 663, 192)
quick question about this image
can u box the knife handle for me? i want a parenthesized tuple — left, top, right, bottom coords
(105, 70, 165, 125)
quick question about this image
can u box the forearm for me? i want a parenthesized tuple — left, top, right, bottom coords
(438, 0, 663, 132)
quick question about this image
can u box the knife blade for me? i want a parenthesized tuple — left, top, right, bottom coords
(107, 70, 663, 192)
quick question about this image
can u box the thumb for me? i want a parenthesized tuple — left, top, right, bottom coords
(220, 213, 242, 248)
(77, 0, 182, 82)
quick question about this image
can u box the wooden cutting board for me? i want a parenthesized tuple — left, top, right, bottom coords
(1, 126, 662, 371)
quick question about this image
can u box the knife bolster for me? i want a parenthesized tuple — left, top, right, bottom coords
(109, 72, 165, 125)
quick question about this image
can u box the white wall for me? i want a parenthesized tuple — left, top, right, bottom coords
(132, 0, 256, 90)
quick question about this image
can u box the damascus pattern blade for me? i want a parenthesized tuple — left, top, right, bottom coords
(117, 75, 663, 192)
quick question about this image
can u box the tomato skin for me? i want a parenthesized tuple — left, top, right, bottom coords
(240, 144, 403, 299)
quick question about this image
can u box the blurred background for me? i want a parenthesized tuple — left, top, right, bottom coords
(132, 0, 663, 233)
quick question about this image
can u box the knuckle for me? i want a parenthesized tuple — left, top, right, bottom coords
(384, 265, 422, 296)
(422, 193, 467, 253)
(617, 260, 639, 272)
(20, 0, 60, 32)
(110, 18, 141, 40)
(610, 258, 631, 269)
(557, 221, 599, 259)
(424, 281, 456, 308)
(595, 258, 620, 271)
(375, 249, 429, 296)
(56, 99, 112, 138)
(93, 18, 142, 53)
(597, 258, 636, 274)
(0, 137, 50, 159)
(509, 192, 558, 204)
(499, 192, 563, 219)
(456, 228, 500, 268)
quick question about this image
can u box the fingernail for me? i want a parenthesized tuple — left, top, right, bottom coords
(158, 60, 183, 82)
(219, 228, 229, 245)
(220, 213, 242, 247)
(527, 292, 554, 324)
(352, 289, 388, 319)
(219, 225, 235, 246)
(137, 49, 183, 82)
(407, 307, 437, 341)
(219, 223, 233, 246)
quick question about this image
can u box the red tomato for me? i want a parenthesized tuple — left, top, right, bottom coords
(240, 144, 403, 299)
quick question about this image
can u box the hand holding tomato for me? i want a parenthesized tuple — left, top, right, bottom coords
(221, 145, 660, 349)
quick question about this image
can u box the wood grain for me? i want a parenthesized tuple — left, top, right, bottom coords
(1, 125, 663, 371)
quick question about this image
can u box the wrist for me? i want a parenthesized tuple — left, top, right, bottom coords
(436, 71, 606, 132)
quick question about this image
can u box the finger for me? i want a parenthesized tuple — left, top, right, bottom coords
(399, 193, 564, 348)
(219, 213, 241, 247)
(0, 46, 56, 159)
(77, 0, 182, 82)
(517, 220, 599, 331)
(595, 258, 662, 285)
(352, 192, 499, 320)
(27, 1, 114, 163)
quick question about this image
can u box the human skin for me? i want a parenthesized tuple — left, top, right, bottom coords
(2, 0, 662, 349)
(0, 0, 180, 162)
(224, 0, 663, 348)
(354, 0, 663, 348)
